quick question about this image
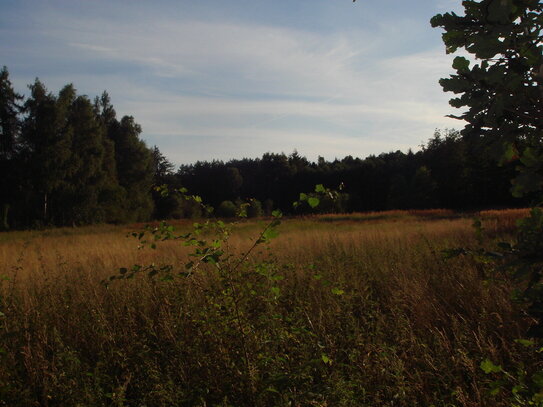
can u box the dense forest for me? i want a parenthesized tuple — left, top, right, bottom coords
(0, 66, 528, 229)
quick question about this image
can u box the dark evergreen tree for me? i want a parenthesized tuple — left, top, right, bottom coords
(0, 67, 23, 229)
(93, 91, 126, 223)
(63, 93, 110, 224)
(108, 116, 154, 221)
(151, 146, 181, 220)
(409, 166, 437, 209)
(387, 174, 409, 210)
(0, 65, 533, 228)
(422, 130, 468, 208)
(20, 80, 72, 225)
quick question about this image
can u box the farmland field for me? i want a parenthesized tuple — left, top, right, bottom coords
(0, 208, 536, 406)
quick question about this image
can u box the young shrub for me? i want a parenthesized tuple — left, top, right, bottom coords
(216, 200, 237, 218)
(247, 199, 263, 218)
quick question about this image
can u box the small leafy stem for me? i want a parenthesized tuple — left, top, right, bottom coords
(293, 183, 345, 211)
(444, 208, 543, 404)
(107, 184, 343, 400)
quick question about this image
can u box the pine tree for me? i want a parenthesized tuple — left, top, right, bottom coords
(0, 67, 23, 229)
(93, 91, 126, 223)
(64, 93, 109, 224)
(21, 80, 72, 224)
(108, 116, 154, 221)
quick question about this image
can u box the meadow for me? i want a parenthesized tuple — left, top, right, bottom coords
(0, 208, 537, 406)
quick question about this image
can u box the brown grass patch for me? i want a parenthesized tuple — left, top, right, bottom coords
(0, 209, 533, 406)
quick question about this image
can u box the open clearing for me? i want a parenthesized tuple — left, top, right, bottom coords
(0, 208, 534, 406)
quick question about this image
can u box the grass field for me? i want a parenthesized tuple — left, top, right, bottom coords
(0, 208, 537, 406)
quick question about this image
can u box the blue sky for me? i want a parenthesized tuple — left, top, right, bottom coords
(2, 0, 465, 165)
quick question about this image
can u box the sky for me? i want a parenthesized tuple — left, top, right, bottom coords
(1, 0, 466, 166)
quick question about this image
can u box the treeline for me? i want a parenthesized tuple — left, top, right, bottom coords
(168, 130, 525, 218)
(0, 66, 527, 229)
(1, 67, 155, 228)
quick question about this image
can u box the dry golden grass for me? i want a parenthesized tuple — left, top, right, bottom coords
(0, 209, 534, 406)
(0, 211, 487, 283)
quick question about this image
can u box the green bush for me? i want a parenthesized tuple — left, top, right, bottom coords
(247, 199, 263, 218)
(216, 200, 237, 218)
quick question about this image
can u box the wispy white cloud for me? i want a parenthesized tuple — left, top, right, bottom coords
(3, 1, 463, 165)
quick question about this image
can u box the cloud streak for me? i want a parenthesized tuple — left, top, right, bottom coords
(2, 1, 462, 165)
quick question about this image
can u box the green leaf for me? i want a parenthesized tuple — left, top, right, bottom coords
(321, 354, 332, 365)
(262, 228, 279, 241)
(315, 184, 326, 193)
(442, 248, 467, 259)
(489, 380, 502, 396)
(481, 359, 502, 374)
(511, 384, 524, 394)
(519, 148, 541, 168)
(307, 197, 320, 208)
(514, 338, 534, 347)
(272, 210, 282, 218)
(499, 142, 518, 166)
(532, 371, 543, 388)
(270, 219, 281, 228)
(203, 251, 223, 264)
(452, 56, 470, 71)
(299, 193, 308, 201)
(511, 170, 543, 197)
(487, 0, 514, 24)
(331, 287, 345, 296)
(270, 286, 280, 297)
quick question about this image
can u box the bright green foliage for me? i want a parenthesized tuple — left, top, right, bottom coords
(481, 359, 503, 374)
(107, 189, 344, 404)
(431, 0, 543, 196)
(293, 183, 347, 213)
(109, 189, 290, 402)
(480, 343, 543, 406)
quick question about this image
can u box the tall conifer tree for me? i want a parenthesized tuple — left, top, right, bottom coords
(0, 67, 22, 229)
(21, 80, 72, 224)
(108, 116, 154, 221)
